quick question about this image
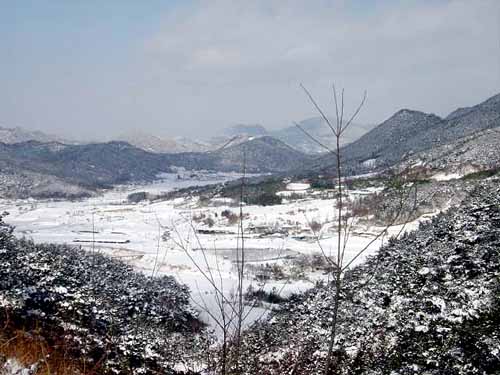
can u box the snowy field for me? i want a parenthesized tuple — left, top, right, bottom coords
(1, 171, 429, 335)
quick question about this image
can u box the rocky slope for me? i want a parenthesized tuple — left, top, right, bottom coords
(236, 180, 500, 374)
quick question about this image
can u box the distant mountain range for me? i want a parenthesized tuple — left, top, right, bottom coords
(0, 116, 376, 156)
(208, 119, 376, 154)
(111, 119, 376, 155)
(0, 125, 72, 145)
(115, 130, 211, 154)
(1, 92, 499, 198)
(210, 136, 310, 172)
(0, 136, 312, 198)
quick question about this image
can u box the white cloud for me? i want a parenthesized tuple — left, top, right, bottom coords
(128, 0, 499, 137)
(2, 0, 499, 139)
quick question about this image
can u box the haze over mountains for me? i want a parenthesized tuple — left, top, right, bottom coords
(0, 92, 499, 199)
(0, 125, 73, 145)
(117, 118, 376, 155)
(1, 116, 376, 156)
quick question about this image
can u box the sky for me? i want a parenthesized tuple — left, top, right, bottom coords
(1, 0, 499, 141)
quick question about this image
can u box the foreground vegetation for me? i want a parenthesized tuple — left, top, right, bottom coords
(234, 180, 500, 374)
(0, 214, 208, 374)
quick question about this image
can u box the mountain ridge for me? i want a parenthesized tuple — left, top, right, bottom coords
(303, 92, 500, 175)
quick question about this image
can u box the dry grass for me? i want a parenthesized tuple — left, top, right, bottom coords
(221, 210, 239, 225)
(0, 321, 97, 375)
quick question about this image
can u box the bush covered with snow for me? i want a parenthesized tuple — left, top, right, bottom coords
(0, 215, 208, 374)
(236, 180, 500, 374)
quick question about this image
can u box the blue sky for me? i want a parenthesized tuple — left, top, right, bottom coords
(1, 1, 182, 138)
(1, 0, 499, 140)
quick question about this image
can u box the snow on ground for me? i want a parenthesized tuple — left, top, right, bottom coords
(362, 158, 377, 168)
(0, 358, 36, 375)
(0, 172, 432, 335)
(285, 182, 311, 191)
(431, 172, 463, 181)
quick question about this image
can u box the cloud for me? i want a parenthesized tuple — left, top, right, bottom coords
(2, 0, 499, 139)
(129, 0, 500, 137)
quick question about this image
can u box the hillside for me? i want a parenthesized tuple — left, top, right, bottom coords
(342, 109, 443, 171)
(0, 214, 207, 374)
(237, 180, 500, 374)
(0, 166, 94, 199)
(0, 141, 173, 189)
(304, 109, 444, 174)
(305, 92, 500, 176)
(0, 137, 310, 198)
(401, 127, 500, 178)
(211, 136, 311, 172)
(437, 93, 500, 143)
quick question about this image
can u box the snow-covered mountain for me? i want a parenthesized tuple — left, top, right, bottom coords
(304, 92, 500, 175)
(116, 130, 210, 153)
(211, 120, 375, 155)
(0, 125, 71, 144)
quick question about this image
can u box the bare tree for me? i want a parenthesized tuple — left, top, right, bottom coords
(296, 83, 419, 374)
(166, 85, 419, 374)
(169, 149, 256, 374)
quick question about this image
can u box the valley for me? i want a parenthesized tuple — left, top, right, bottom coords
(1, 75, 499, 375)
(2, 170, 428, 336)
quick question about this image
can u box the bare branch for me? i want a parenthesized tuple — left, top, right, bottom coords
(340, 90, 367, 135)
(294, 122, 338, 156)
(340, 87, 345, 132)
(332, 83, 341, 134)
(301, 83, 338, 137)
(302, 212, 340, 271)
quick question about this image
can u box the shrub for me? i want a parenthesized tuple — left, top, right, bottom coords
(221, 210, 239, 225)
(245, 286, 288, 304)
(0, 215, 208, 374)
(245, 192, 282, 206)
(203, 217, 215, 227)
(462, 167, 500, 180)
(127, 191, 148, 203)
(311, 178, 335, 190)
(309, 220, 323, 233)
